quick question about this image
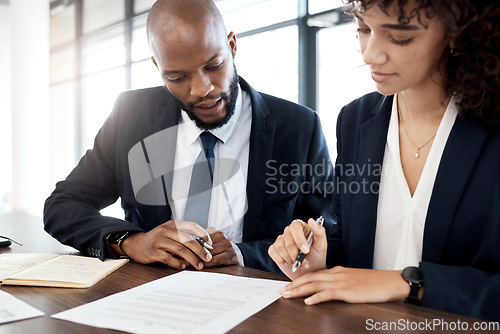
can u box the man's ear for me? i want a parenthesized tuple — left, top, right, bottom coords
(151, 56, 159, 70)
(227, 31, 237, 57)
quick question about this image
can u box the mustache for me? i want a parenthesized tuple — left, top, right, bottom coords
(187, 91, 230, 109)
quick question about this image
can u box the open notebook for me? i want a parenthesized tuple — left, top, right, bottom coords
(0, 253, 128, 288)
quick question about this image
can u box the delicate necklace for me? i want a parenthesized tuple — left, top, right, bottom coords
(398, 109, 437, 158)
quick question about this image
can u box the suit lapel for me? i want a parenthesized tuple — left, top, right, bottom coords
(422, 113, 488, 262)
(154, 88, 181, 223)
(348, 95, 393, 268)
(240, 78, 277, 242)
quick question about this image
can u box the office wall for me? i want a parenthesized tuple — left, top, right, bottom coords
(10, 0, 51, 215)
(0, 4, 12, 212)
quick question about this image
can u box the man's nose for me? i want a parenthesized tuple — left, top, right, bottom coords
(190, 73, 214, 97)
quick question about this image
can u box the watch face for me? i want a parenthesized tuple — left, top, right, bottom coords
(403, 266, 424, 284)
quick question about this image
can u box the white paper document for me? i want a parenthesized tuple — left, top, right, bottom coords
(52, 271, 288, 334)
(0, 290, 44, 324)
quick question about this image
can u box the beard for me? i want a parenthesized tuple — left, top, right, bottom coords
(168, 65, 240, 130)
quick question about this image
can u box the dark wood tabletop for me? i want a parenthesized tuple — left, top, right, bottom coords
(0, 213, 487, 333)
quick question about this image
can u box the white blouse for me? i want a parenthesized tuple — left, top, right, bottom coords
(372, 94, 458, 270)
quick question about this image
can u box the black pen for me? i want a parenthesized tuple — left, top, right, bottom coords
(187, 233, 214, 250)
(291, 216, 324, 272)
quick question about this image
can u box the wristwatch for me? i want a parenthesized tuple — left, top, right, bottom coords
(401, 266, 424, 304)
(109, 231, 131, 253)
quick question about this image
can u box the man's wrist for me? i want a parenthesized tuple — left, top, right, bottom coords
(107, 231, 133, 258)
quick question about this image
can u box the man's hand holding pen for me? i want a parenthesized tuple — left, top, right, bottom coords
(115, 219, 241, 270)
(203, 228, 243, 267)
(117, 220, 218, 270)
(268, 217, 328, 280)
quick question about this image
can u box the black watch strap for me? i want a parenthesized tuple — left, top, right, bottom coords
(115, 231, 130, 252)
(109, 231, 131, 253)
(407, 282, 421, 304)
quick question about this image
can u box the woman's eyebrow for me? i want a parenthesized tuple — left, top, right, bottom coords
(381, 23, 420, 31)
(355, 13, 420, 31)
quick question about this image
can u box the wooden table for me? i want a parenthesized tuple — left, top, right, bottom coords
(0, 213, 486, 333)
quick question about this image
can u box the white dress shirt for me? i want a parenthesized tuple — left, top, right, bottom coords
(170, 85, 252, 247)
(372, 95, 458, 270)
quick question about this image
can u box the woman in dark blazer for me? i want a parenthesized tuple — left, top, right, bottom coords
(269, 0, 500, 321)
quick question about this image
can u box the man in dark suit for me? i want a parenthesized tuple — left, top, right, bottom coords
(43, 0, 335, 274)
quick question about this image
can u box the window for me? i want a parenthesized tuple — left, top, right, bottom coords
(50, 82, 77, 185)
(317, 23, 375, 157)
(50, 1, 76, 47)
(82, 0, 125, 34)
(81, 27, 125, 75)
(49, 1, 77, 187)
(131, 60, 161, 90)
(218, 0, 298, 34)
(237, 25, 299, 103)
(81, 68, 126, 151)
(130, 16, 162, 89)
(131, 16, 149, 62)
(309, 0, 345, 14)
(80, 26, 126, 152)
(134, 0, 155, 14)
(50, 47, 75, 85)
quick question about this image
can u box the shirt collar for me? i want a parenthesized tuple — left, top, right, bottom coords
(180, 84, 243, 145)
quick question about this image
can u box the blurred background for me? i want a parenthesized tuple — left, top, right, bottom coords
(0, 0, 374, 216)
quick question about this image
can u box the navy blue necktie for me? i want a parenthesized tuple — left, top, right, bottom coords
(199, 131, 217, 183)
(184, 132, 218, 228)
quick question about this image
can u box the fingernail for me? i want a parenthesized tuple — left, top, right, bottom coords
(198, 262, 204, 270)
(206, 253, 212, 262)
(300, 244, 309, 253)
(304, 298, 312, 305)
(180, 263, 186, 270)
(281, 290, 291, 298)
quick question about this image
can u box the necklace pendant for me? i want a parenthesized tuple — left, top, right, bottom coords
(415, 151, 420, 158)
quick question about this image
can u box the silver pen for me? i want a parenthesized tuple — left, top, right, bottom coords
(187, 233, 214, 250)
(291, 216, 324, 272)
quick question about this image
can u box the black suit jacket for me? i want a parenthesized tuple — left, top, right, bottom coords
(44, 77, 336, 273)
(329, 92, 500, 321)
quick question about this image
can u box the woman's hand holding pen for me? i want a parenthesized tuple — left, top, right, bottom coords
(268, 218, 328, 280)
(270, 219, 414, 304)
(119, 220, 213, 270)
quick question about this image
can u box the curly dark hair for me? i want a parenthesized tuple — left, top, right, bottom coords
(343, 0, 500, 122)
